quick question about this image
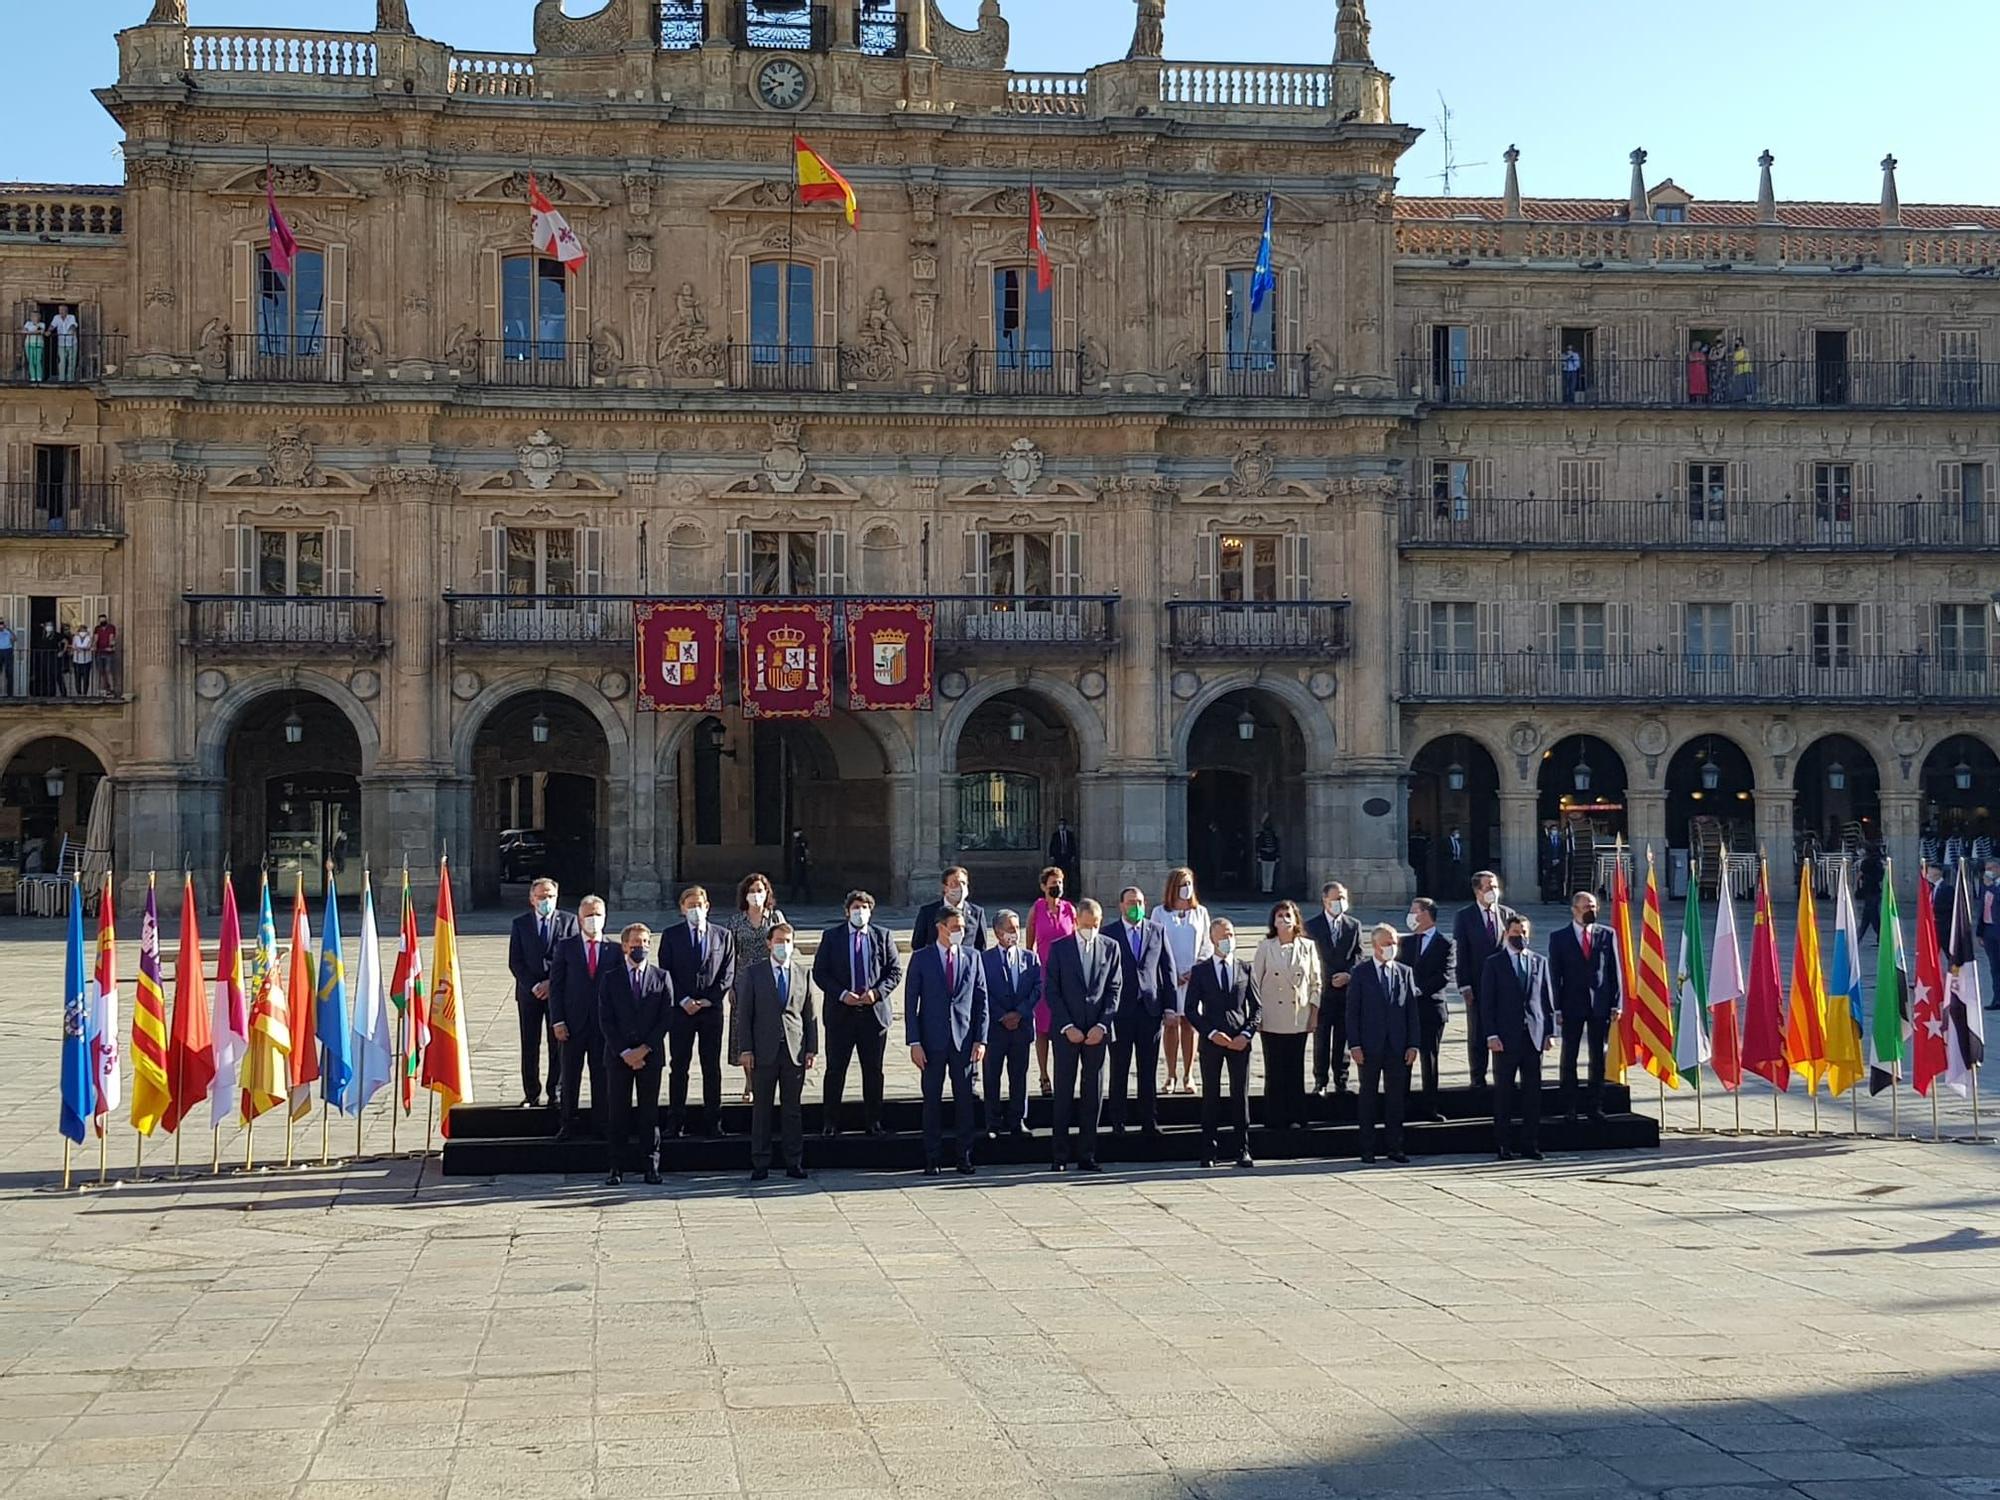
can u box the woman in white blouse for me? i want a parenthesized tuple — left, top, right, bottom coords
(1251, 899, 1321, 1135)
(1150, 865, 1212, 1095)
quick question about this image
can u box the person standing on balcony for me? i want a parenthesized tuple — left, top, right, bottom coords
(68, 621, 93, 696)
(0, 619, 13, 697)
(1255, 816, 1281, 895)
(92, 615, 117, 697)
(1731, 337, 1755, 402)
(1561, 345, 1583, 403)
(20, 311, 46, 383)
(1687, 342, 1710, 404)
(50, 305, 80, 382)
(33, 621, 61, 698)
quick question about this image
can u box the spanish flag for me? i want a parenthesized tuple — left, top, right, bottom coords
(421, 856, 473, 1134)
(794, 135, 858, 227)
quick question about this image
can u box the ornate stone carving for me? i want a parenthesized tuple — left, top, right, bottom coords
(1307, 670, 1339, 700)
(590, 326, 624, 377)
(850, 289, 909, 382)
(147, 0, 187, 23)
(352, 318, 386, 370)
(145, 285, 177, 309)
(1507, 721, 1542, 756)
(624, 171, 654, 219)
(1764, 721, 1797, 756)
(349, 669, 381, 701)
(1227, 441, 1275, 497)
(268, 164, 322, 196)
(260, 426, 326, 488)
(658, 283, 722, 378)
(451, 670, 483, 702)
(375, 0, 412, 34)
(1890, 721, 1924, 758)
(446, 323, 479, 371)
(384, 465, 445, 489)
(1077, 669, 1107, 700)
(532, 0, 629, 54)
(761, 420, 809, 496)
(196, 318, 227, 378)
(926, 0, 1009, 69)
(1127, 0, 1165, 60)
(194, 669, 228, 701)
(1171, 670, 1201, 701)
(518, 430, 566, 492)
(1634, 719, 1669, 757)
(1000, 438, 1044, 497)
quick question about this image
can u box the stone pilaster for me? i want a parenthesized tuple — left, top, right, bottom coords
(1499, 790, 1539, 897)
(1881, 792, 1922, 886)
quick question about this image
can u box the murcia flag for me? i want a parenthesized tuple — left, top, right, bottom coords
(528, 174, 587, 273)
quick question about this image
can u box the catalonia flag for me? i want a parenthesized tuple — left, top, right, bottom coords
(1632, 851, 1678, 1086)
(794, 135, 858, 227)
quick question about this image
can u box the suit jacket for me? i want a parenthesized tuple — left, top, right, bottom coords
(1452, 900, 1519, 997)
(1047, 930, 1121, 1039)
(1185, 956, 1259, 1042)
(904, 943, 989, 1057)
(1397, 927, 1458, 1024)
(508, 909, 579, 1007)
(598, 960, 675, 1060)
(912, 899, 991, 955)
(810, 921, 903, 1032)
(548, 933, 618, 1034)
(1105, 917, 1176, 1024)
(1303, 910, 1361, 1006)
(981, 944, 1042, 1038)
(1048, 826, 1078, 865)
(1546, 922, 1623, 1023)
(730, 957, 818, 1068)
(661, 917, 735, 1028)
(1479, 947, 1556, 1055)
(1345, 959, 1419, 1058)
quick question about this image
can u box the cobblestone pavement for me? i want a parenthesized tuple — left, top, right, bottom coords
(0, 903, 1995, 1499)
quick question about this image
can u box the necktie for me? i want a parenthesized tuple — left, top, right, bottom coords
(1216, 959, 1227, 989)
(1130, 929, 1141, 961)
(1008, 949, 1018, 985)
(539, 918, 549, 949)
(777, 964, 789, 1006)
(853, 932, 865, 994)
(1581, 927, 1593, 961)
(1522, 960, 1544, 1048)
(1082, 940, 1095, 990)
(946, 947, 957, 991)
(586, 944, 598, 979)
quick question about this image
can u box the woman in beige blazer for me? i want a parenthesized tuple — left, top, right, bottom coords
(1251, 900, 1321, 1135)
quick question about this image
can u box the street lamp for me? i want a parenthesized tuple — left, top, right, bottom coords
(1572, 752, 1592, 793)
(282, 709, 304, 746)
(1446, 761, 1467, 792)
(1955, 759, 1974, 791)
(1826, 760, 1847, 792)
(1236, 709, 1257, 742)
(530, 711, 551, 746)
(1700, 748, 1721, 791)
(1007, 709, 1027, 743)
(43, 767, 65, 799)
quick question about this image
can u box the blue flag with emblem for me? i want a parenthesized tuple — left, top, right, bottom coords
(317, 874, 354, 1113)
(59, 876, 94, 1144)
(1250, 194, 1277, 314)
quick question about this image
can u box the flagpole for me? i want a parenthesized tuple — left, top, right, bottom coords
(98, 1131, 107, 1185)
(135, 1129, 143, 1181)
(1851, 1075, 1859, 1136)
(285, 1109, 295, 1168)
(62, 1139, 72, 1192)
(320, 1099, 329, 1168)
(423, 1085, 436, 1161)
(1694, 1064, 1703, 1133)
(173, 867, 187, 1179)
(245, 1122, 255, 1172)
(1931, 1087, 1941, 1143)
(210, 1124, 220, 1175)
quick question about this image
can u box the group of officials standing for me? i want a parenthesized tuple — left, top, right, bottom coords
(507, 865, 1627, 1184)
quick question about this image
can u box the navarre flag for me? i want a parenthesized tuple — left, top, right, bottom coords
(1911, 861, 1948, 1097)
(794, 135, 858, 227)
(347, 873, 394, 1115)
(1674, 869, 1712, 1081)
(1868, 861, 1909, 1096)
(528, 174, 587, 273)
(1943, 860, 1987, 1096)
(390, 867, 428, 1112)
(208, 874, 249, 1132)
(1250, 193, 1277, 314)
(163, 874, 212, 1134)
(265, 165, 299, 283)
(1632, 851, 1678, 1085)
(1708, 856, 1746, 1092)
(318, 875, 354, 1114)
(59, 877, 93, 1146)
(1823, 859, 1868, 1098)
(421, 857, 474, 1133)
(1608, 848, 1640, 1081)
(237, 873, 293, 1125)
(1740, 858, 1791, 1091)
(90, 876, 121, 1133)
(129, 874, 171, 1137)
(1783, 865, 1830, 1094)
(286, 876, 318, 1121)
(1028, 183, 1053, 294)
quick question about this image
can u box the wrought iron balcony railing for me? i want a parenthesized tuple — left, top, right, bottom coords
(469, 339, 597, 389)
(733, 1, 826, 51)
(936, 596, 1119, 653)
(857, 5, 907, 57)
(1, 333, 123, 385)
(447, 594, 635, 646)
(1400, 354, 2000, 412)
(1401, 651, 1995, 705)
(1401, 496, 2000, 552)
(965, 348, 1085, 397)
(226, 333, 353, 384)
(0, 483, 121, 538)
(1199, 351, 1311, 399)
(725, 342, 843, 394)
(1168, 601, 1353, 660)
(185, 595, 386, 655)
(660, 0, 707, 49)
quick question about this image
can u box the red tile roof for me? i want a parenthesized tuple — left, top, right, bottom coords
(1395, 196, 2000, 231)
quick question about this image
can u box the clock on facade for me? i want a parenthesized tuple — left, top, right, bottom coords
(755, 56, 810, 110)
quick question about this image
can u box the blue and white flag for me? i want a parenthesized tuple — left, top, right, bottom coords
(317, 876, 354, 1113)
(1249, 194, 1277, 314)
(346, 876, 394, 1114)
(59, 877, 94, 1144)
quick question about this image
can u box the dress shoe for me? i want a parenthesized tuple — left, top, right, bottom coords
(866, 1123, 889, 1137)
(604, 1171, 623, 1186)
(1360, 1154, 1376, 1165)
(751, 1168, 770, 1182)
(1051, 1160, 1068, 1172)
(706, 1122, 727, 1139)
(1111, 1122, 1126, 1135)
(1496, 1148, 1513, 1162)
(785, 1165, 807, 1180)
(1234, 1154, 1255, 1169)
(1199, 1157, 1215, 1169)
(957, 1162, 976, 1176)
(1388, 1151, 1409, 1164)
(1524, 1149, 1545, 1161)
(821, 1124, 840, 1138)
(553, 1126, 573, 1143)
(523, 1096, 543, 1110)
(643, 1167, 662, 1186)
(922, 1164, 941, 1177)
(985, 1129, 1002, 1141)
(1079, 1159, 1103, 1173)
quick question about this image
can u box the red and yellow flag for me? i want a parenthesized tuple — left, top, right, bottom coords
(1608, 846, 1640, 1080)
(130, 873, 171, 1136)
(422, 856, 473, 1134)
(1632, 850, 1679, 1086)
(285, 875, 319, 1121)
(162, 873, 213, 1134)
(1784, 863, 1830, 1093)
(794, 135, 858, 227)
(239, 924, 293, 1127)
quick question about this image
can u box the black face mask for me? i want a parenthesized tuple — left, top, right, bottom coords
(629, 945, 648, 966)
(1507, 935, 1527, 952)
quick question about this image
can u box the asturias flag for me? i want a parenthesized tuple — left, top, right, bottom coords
(129, 873, 172, 1137)
(318, 875, 354, 1114)
(794, 135, 858, 227)
(59, 876, 93, 1145)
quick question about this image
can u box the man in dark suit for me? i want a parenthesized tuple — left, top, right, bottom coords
(1547, 890, 1624, 1122)
(1451, 870, 1518, 1090)
(548, 894, 617, 1142)
(1305, 881, 1361, 1094)
(1481, 914, 1556, 1161)
(731, 919, 817, 1181)
(912, 866, 991, 957)
(1046, 898, 1120, 1171)
(905, 908, 990, 1175)
(1398, 897, 1457, 1123)
(811, 889, 903, 1136)
(507, 877, 577, 1109)
(1104, 885, 1175, 1136)
(660, 884, 736, 1139)
(599, 923, 674, 1186)
(1347, 922, 1419, 1164)
(1187, 916, 1259, 1169)
(1047, 817, 1079, 892)
(981, 909, 1040, 1138)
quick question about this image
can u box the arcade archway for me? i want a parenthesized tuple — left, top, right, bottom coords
(1536, 734, 1628, 900)
(223, 690, 362, 900)
(950, 689, 1081, 897)
(1, 736, 107, 887)
(1408, 734, 1500, 901)
(1667, 733, 1756, 883)
(470, 690, 610, 905)
(1184, 689, 1309, 899)
(1794, 734, 1880, 866)
(1921, 733, 1998, 858)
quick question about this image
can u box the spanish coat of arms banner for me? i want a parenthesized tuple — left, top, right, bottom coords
(739, 601, 834, 720)
(634, 601, 725, 712)
(845, 601, 935, 712)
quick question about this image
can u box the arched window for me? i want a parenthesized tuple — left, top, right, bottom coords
(501, 253, 569, 360)
(958, 770, 1041, 852)
(256, 245, 325, 354)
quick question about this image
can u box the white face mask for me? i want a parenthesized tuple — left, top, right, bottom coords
(770, 941, 793, 966)
(1407, 913, 1423, 929)
(1075, 926, 1100, 944)
(945, 884, 966, 906)
(535, 897, 555, 918)
(685, 904, 707, 925)
(580, 915, 604, 939)
(1325, 898, 1346, 917)
(944, 929, 964, 949)
(848, 908, 870, 930)
(1215, 937, 1235, 958)
(1480, 888, 1501, 908)
(1374, 945, 1395, 964)
(1178, 883, 1193, 900)
(747, 889, 765, 910)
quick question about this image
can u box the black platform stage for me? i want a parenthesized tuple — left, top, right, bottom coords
(441, 1083, 1658, 1175)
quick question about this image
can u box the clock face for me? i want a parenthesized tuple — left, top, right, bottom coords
(757, 57, 809, 111)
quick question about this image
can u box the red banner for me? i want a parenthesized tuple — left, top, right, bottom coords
(635, 601, 725, 713)
(847, 601, 934, 711)
(740, 602, 833, 720)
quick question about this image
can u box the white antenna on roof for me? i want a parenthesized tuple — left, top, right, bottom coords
(1433, 94, 1487, 197)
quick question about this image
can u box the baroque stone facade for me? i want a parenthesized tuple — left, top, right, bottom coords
(0, 0, 1992, 912)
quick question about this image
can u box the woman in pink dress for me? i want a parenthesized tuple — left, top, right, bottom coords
(1025, 863, 1076, 1097)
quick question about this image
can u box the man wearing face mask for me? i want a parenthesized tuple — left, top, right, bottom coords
(913, 866, 991, 957)
(812, 890, 903, 1137)
(1305, 881, 1360, 1095)
(1452, 871, 1518, 1092)
(508, 878, 577, 1111)
(1397, 897, 1457, 1124)
(1979, 862, 2000, 1009)
(1347, 922, 1419, 1165)
(599, 923, 674, 1186)
(733, 919, 817, 1180)
(1482, 915, 1555, 1160)
(661, 885, 737, 1140)
(980, 909, 1040, 1138)
(906, 908, 990, 1175)
(1187, 916, 1259, 1169)
(548, 894, 617, 1142)
(1046, 898, 1121, 1171)
(1104, 886, 1175, 1138)
(1547, 889, 1623, 1124)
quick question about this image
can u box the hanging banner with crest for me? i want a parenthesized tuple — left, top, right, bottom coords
(739, 601, 833, 720)
(635, 601, 725, 713)
(846, 601, 934, 712)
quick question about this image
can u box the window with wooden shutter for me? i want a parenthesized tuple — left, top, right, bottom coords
(1203, 266, 1227, 364)
(723, 527, 748, 595)
(479, 249, 501, 379)
(0, 594, 23, 694)
(580, 526, 605, 636)
(963, 528, 991, 595)
(1193, 530, 1217, 599)
(1476, 599, 1501, 657)
(324, 242, 349, 377)
(816, 527, 848, 594)
(1055, 529, 1083, 597)
(1403, 599, 1426, 660)
(1283, 266, 1304, 389)
(728, 254, 750, 346)
(1281, 532, 1311, 601)
(815, 251, 839, 356)
(230, 241, 254, 378)
(1055, 262, 1079, 371)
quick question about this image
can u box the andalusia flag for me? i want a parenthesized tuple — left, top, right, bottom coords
(1783, 864, 1830, 1094)
(421, 856, 473, 1134)
(1868, 861, 1909, 1096)
(1631, 850, 1678, 1085)
(129, 873, 171, 1136)
(794, 135, 858, 226)
(1674, 871, 1712, 1082)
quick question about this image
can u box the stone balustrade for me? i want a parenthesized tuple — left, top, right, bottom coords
(1158, 62, 1332, 109)
(448, 53, 536, 98)
(0, 188, 122, 239)
(184, 28, 378, 77)
(1397, 217, 2000, 271)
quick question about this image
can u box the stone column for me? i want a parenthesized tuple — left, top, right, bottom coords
(1754, 787, 1797, 893)
(705, 0, 731, 43)
(126, 157, 189, 368)
(1499, 789, 1538, 897)
(1339, 478, 1399, 761)
(885, 769, 918, 904)
(907, 0, 931, 54)
(366, 465, 451, 891)
(1626, 788, 1667, 857)
(832, 0, 858, 48)
(624, 707, 661, 910)
(1881, 792, 1922, 884)
(908, 714, 944, 901)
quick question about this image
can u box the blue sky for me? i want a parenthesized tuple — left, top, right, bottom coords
(8, 1, 1994, 206)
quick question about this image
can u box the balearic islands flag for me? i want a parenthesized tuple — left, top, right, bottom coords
(208, 874, 249, 1132)
(90, 876, 120, 1134)
(528, 174, 587, 273)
